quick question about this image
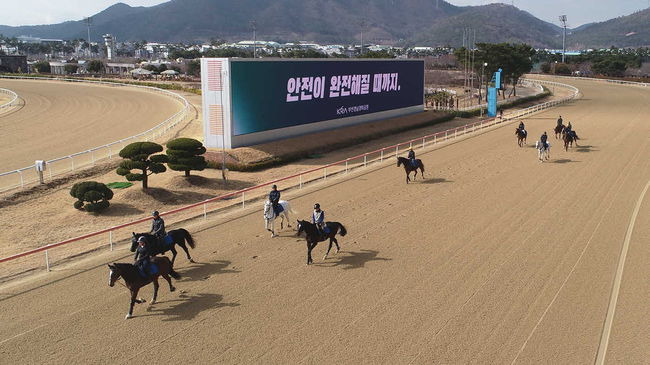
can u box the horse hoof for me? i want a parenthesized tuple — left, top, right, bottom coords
(170, 287, 176, 292)
(323, 255, 328, 260)
(189, 259, 195, 263)
(125, 314, 133, 320)
(150, 299, 157, 305)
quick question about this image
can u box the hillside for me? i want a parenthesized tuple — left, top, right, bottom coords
(569, 8, 650, 48)
(0, 0, 565, 46)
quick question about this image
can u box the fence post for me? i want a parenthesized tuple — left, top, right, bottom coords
(241, 192, 245, 208)
(108, 146, 112, 159)
(299, 174, 303, 188)
(380, 150, 384, 162)
(109, 231, 113, 251)
(19, 170, 24, 188)
(45, 250, 50, 272)
(91, 150, 95, 166)
(445, 131, 448, 140)
(422, 138, 425, 149)
(345, 161, 348, 174)
(364, 155, 367, 167)
(395, 145, 399, 157)
(324, 168, 327, 180)
(203, 203, 207, 220)
(70, 156, 75, 171)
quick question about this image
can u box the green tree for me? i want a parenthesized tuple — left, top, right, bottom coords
(64, 64, 79, 74)
(86, 60, 104, 73)
(540, 62, 552, 74)
(116, 142, 168, 189)
(358, 50, 395, 59)
(592, 58, 627, 77)
(33, 61, 51, 73)
(166, 138, 207, 177)
(554, 63, 572, 75)
(187, 60, 200, 77)
(70, 181, 114, 212)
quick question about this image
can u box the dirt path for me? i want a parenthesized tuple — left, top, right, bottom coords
(1, 78, 649, 363)
(0, 79, 182, 171)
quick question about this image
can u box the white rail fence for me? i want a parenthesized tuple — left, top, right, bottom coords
(0, 78, 579, 278)
(0, 76, 191, 193)
(0, 87, 19, 110)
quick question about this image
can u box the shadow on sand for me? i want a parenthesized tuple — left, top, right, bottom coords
(314, 249, 391, 270)
(140, 292, 240, 321)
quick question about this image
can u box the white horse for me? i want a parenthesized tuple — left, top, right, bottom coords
(264, 200, 294, 237)
(536, 141, 551, 162)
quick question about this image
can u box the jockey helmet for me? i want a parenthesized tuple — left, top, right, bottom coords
(314, 203, 320, 209)
(137, 236, 146, 243)
(272, 184, 277, 190)
(152, 211, 159, 217)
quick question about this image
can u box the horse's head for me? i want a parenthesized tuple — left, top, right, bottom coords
(108, 264, 121, 287)
(263, 200, 273, 220)
(396, 157, 402, 167)
(296, 220, 305, 236)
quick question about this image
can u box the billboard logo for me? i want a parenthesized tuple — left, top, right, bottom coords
(286, 73, 400, 103)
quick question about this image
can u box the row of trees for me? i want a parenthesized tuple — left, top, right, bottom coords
(454, 43, 535, 98)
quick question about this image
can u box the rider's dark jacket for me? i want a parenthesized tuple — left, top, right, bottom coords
(151, 217, 166, 238)
(541, 134, 548, 144)
(269, 190, 280, 205)
(557, 117, 563, 126)
(519, 122, 525, 130)
(407, 150, 415, 160)
(134, 242, 153, 262)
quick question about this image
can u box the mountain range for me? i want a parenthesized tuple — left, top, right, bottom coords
(1, 0, 649, 48)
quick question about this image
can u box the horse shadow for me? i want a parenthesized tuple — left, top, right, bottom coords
(553, 159, 578, 164)
(139, 187, 216, 204)
(101, 203, 144, 216)
(170, 175, 256, 191)
(575, 145, 597, 153)
(176, 260, 239, 282)
(142, 292, 239, 321)
(420, 178, 452, 184)
(315, 249, 391, 270)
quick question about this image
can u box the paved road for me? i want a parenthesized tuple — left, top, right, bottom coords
(1, 78, 649, 364)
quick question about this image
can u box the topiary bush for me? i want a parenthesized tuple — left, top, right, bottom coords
(166, 138, 207, 177)
(116, 142, 168, 189)
(70, 181, 114, 213)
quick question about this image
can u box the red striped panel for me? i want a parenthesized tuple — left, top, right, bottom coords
(209, 104, 224, 135)
(207, 60, 223, 91)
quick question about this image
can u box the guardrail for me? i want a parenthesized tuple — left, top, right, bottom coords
(0, 78, 579, 278)
(430, 79, 546, 112)
(0, 87, 19, 110)
(0, 75, 190, 193)
(532, 74, 649, 88)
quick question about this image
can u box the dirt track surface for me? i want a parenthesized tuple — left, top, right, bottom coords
(0, 79, 181, 171)
(1, 78, 649, 364)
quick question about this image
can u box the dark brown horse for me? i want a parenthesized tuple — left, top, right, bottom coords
(397, 156, 425, 183)
(563, 130, 577, 151)
(515, 128, 527, 147)
(131, 229, 196, 265)
(554, 124, 565, 139)
(296, 220, 347, 265)
(108, 256, 181, 319)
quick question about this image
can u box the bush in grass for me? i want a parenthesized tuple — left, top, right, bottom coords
(116, 142, 168, 189)
(70, 181, 113, 212)
(166, 138, 207, 177)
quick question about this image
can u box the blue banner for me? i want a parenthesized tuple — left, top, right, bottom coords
(487, 87, 497, 117)
(229, 60, 424, 136)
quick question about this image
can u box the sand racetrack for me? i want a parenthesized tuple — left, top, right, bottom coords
(1, 77, 649, 364)
(0, 79, 181, 171)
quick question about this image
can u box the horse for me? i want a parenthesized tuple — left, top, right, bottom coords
(131, 228, 196, 265)
(535, 141, 551, 162)
(515, 128, 527, 147)
(563, 130, 578, 151)
(397, 156, 425, 184)
(554, 124, 565, 139)
(264, 200, 295, 237)
(296, 220, 347, 265)
(108, 256, 181, 319)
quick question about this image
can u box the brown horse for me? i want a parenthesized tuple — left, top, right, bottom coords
(108, 256, 181, 319)
(515, 128, 527, 147)
(296, 220, 347, 265)
(563, 130, 577, 151)
(554, 124, 565, 139)
(397, 156, 425, 183)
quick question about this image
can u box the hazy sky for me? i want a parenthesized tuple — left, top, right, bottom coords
(1, 0, 649, 27)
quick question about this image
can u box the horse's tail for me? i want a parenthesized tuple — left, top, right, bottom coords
(419, 160, 425, 172)
(338, 223, 347, 236)
(179, 228, 196, 249)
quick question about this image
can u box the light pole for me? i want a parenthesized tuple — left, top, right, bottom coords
(250, 20, 257, 58)
(360, 20, 366, 55)
(480, 62, 487, 117)
(559, 15, 567, 63)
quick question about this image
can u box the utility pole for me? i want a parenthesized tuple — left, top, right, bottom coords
(360, 20, 366, 55)
(559, 15, 567, 63)
(84, 17, 93, 57)
(250, 20, 257, 58)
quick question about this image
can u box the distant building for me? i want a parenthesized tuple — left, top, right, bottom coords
(0, 55, 28, 73)
(103, 34, 116, 60)
(105, 62, 136, 75)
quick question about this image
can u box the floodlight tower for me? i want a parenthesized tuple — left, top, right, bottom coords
(559, 15, 567, 63)
(84, 17, 93, 56)
(250, 20, 257, 58)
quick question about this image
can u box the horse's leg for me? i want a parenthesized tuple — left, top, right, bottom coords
(332, 236, 340, 253)
(126, 288, 140, 319)
(162, 273, 175, 292)
(151, 277, 159, 304)
(179, 242, 193, 263)
(307, 241, 314, 265)
(413, 169, 418, 180)
(324, 239, 333, 260)
(169, 247, 178, 266)
(285, 212, 291, 228)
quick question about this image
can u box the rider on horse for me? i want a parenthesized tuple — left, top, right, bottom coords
(540, 131, 549, 149)
(557, 115, 563, 127)
(151, 211, 166, 242)
(518, 121, 527, 137)
(134, 236, 157, 276)
(312, 203, 326, 237)
(407, 148, 417, 167)
(269, 185, 281, 216)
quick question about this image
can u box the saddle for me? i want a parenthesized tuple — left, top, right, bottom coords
(316, 225, 331, 241)
(137, 260, 159, 278)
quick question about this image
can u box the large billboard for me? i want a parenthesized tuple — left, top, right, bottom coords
(201, 58, 424, 148)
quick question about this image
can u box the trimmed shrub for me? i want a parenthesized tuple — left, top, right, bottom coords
(116, 142, 168, 189)
(70, 181, 113, 212)
(166, 138, 207, 177)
